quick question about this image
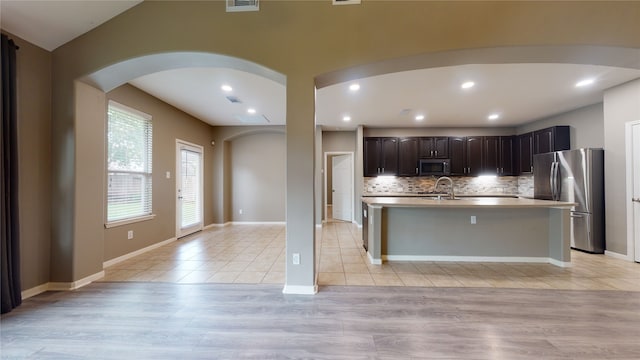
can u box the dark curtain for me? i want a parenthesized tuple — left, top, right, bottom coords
(1, 33, 22, 314)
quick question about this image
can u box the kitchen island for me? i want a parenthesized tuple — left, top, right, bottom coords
(362, 196, 575, 267)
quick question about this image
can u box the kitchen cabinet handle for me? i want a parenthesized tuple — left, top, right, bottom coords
(415, 167, 418, 174)
(435, 150, 438, 157)
(633, 198, 640, 203)
(430, 150, 434, 157)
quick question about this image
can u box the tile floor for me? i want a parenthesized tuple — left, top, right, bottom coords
(100, 221, 640, 291)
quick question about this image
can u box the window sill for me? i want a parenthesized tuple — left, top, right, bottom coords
(105, 214, 156, 229)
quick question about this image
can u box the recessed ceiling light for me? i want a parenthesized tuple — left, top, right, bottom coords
(575, 78, 595, 87)
(349, 84, 360, 91)
(488, 113, 500, 120)
(247, 108, 256, 114)
(343, 115, 351, 122)
(221, 84, 233, 92)
(461, 81, 475, 89)
(415, 114, 425, 121)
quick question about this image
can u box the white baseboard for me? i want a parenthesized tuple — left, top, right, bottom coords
(548, 258, 572, 268)
(21, 283, 50, 299)
(48, 270, 106, 291)
(605, 250, 632, 261)
(230, 221, 286, 225)
(367, 252, 382, 265)
(206, 222, 231, 228)
(382, 255, 571, 267)
(282, 284, 318, 295)
(103, 237, 177, 268)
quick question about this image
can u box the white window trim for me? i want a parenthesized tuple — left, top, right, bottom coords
(104, 214, 156, 229)
(105, 100, 154, 227)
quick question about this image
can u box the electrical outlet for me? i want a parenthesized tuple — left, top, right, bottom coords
(239, 209, 243, 215)
(470, 216, 477, 224)
(292, 253, 300, 265)
(127, 230, 134, 239)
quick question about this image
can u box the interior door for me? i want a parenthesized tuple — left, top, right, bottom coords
(632, 123, 640, 262)
(176, 141, 203, 238)
(332, 154, 352, 222)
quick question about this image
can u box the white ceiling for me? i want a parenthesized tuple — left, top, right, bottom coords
(3, 1, 640, 130)
(0, 0, 142, 52)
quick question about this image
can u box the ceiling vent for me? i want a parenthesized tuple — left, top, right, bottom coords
(226, 96, 242, 104)
(227, 0, 259, 12)
(333, 0, 361, 5)
(234, 114, 271, 125)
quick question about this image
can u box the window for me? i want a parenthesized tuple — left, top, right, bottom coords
(106, 101, 153, 224)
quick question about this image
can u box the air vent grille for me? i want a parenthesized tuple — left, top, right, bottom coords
(226, 96, 242, 104)
(227, 0, 259, 12)
(333, 0, 361, 5)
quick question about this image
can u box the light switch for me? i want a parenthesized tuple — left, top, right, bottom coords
(166, 171, 171, 179)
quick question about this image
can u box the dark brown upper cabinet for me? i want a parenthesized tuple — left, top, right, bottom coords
(419, 137, 449, 159)
(449, 137, 466, 176)
(517, 132, 534, 175)
(398, 138, 420, 176)
(449, 136, 482, 176)
(363, 137, 399, 176)
(483, 136, 514, 176)
(533, 126, 571, 154)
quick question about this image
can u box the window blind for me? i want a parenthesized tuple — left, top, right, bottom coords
(107, 101, 153, 223)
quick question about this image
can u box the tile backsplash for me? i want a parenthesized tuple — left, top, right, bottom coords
(364, 175, 534, 196)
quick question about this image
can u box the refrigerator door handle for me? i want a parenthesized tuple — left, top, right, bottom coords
(549, 162, 555, 200)
(551, 162, 559, 201)
(553, 161, 559, 201)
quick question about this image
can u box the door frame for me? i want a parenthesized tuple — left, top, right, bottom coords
(625, 120, 640, 262)
(176, 139, 204, 238)
(323, 151, 355, 223)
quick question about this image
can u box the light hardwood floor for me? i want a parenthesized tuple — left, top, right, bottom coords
(98, 223, 640, 291)
(3, 223, 640, 358)
(2, 283, 640, 358)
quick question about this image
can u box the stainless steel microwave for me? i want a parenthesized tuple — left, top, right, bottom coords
(419, 159, 451, 176)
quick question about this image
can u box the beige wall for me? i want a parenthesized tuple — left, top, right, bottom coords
(517, 103, 605, 149)
(322, 131, 357, 221)
(19, 0, 640, 288)
(104, 84, 216, 261)
(364, 127, 517, 138)
(210, 126, 286, 224)
(230, 132, 285, 222)
(5, 31, 53, 290)
(603, 79, 640, 256)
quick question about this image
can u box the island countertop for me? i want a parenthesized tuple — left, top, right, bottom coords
(362, 196, 574, 209)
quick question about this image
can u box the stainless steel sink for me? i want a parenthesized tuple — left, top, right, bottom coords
(422, 195, 461, 200)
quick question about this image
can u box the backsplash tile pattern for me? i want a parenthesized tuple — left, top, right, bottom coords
(364, 175, 534, 196)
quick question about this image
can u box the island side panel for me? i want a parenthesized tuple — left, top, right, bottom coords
(383, 207, 551, 259)
(548, 207, 572, 266)
(367, 204, 383, 264)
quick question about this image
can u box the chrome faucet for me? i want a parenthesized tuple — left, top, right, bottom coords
(434, 176, 455, 200)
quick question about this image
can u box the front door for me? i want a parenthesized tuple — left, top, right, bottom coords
(176, 141, 203, 238)
(332, 154, 352, 222)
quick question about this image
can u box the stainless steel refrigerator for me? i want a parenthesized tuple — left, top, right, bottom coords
(533, 148, 605, 253)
